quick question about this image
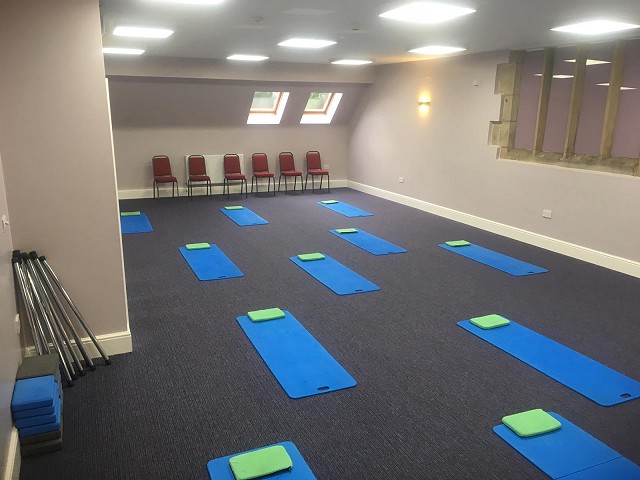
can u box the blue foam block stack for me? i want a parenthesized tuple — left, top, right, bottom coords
(12, 359, 63, 456)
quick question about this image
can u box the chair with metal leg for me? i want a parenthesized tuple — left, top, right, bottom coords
(304, 151, 330, 193)
(251, 153, 275, 196)
(187, 155, 212, 199)
(152, 155, 178, 198)
(278, 152, 303, 195)
(223, 154, 248, 199)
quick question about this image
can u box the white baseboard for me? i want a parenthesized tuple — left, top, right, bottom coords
(3, 428, 19, 480)
(25, 329, 132, 359)
(118, 179, 348, 200)
(348, 180, 640, 279)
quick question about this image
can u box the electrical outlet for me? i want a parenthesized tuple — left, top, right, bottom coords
(323, 164, 329, 170)
(398, 176, 405, 183)
(542, 209, 552, 219)
(15, 314, 20, 335)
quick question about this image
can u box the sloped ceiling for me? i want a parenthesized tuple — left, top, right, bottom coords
(108, 77, 368, 128)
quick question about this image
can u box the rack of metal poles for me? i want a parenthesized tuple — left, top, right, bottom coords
(12, 250, 111, 386)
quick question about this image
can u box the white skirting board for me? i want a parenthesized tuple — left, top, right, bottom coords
(2, 428, 20, 480)
(347, 180, 640, 279)
(25, 329, 132, 358)
(119, 179, 347, 199)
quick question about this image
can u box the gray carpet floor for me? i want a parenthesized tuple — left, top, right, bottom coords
(20, 187, 640, 479)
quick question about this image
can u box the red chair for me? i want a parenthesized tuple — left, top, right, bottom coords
(187, 155, 211, 199)
(278, 152, 303, 195)
(305, 151, 330, 193)
(152, 155, 178, 198)
(223, 154, 247, 199)
(251, 153, 275, 196)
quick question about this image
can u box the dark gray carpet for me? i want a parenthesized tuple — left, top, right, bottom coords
(20, 188, 640, 479)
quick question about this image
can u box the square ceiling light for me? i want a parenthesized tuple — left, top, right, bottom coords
(113, 26, 174, 38)
(227, 54, 269, 61)
(551, 20, 640, 35)
(102, 47, 145, 55)
(380, 2, 475, 24)
(331, 59, 373, 65)
(409, 45, 466, 55)
(278, 38, 336, 48)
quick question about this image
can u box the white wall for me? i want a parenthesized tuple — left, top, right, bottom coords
(348, 51, 640, 264)
(0, 0, 130, 345)
(113, 126, 348, 194)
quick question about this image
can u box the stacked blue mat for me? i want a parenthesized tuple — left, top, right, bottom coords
(12, 374, 62, 455)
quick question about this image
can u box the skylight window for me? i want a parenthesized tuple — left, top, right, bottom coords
(113, 26, 174, 38)
(551, 20, 640, 35)
(380, 2, 475, 24)
(300, 93, 343, 124)
(304, 93, 335, 113)
(250, 92, 283, 113)
(247, 91, 290, 125)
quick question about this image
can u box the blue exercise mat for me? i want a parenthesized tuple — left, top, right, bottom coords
(237, 311, 356, 399)
(329, 229, 407, 255)
(179, 244, 244, 281)
(439, 243, 547, 276)
(317, 201, 373, 217)
(220, 207, 269, 226)
(458, 319, 640, 406)
(290, 254, 380, 295)
(561, 458, 640, 480)
(120, 213, 153, 234)
(494, 412, 640, 479)
(207, 441, 316, 480)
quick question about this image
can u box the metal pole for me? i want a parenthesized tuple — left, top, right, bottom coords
(31, 252, 95, 370)
(27, 252, 84, 376)
(39, 256, 111, 365)
(21, 255, 75, 385)
(12, 258, 47, 355)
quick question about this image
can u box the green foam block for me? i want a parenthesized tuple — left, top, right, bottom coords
(470, 314, 511, 330)
(120, 211, 141, 216)
(445, 240, 471, 247)
(224, 206, 244, 210)
(229, 445, 292, 480)
(297, 253, 325, 261)
(320, 200, 338, 204)
(336, 228, 358, 234)
(185, 243, 211, 250)
(502, 409, 562, 438)
(248, 308, 285, 322)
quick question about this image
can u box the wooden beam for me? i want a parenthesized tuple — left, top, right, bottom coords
(600, 41, 626, 157)
(507, 51, 524, 149)
(533, 48, 555, 152)
(563, 45, 588, 157)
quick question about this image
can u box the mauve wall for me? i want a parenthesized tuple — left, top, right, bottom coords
(0, 154, 21, 476)
(113, 126, 348, 193)
(542, 46, 576, 153)
(574, 43, 614, 155)
(612, 38, 640, 158)
(0, 0, 129, 345)
(348, 52, 640, 262)
(514, 50, 543, 150)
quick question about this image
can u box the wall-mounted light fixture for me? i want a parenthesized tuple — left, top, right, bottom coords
(418, 96, 431, 113)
